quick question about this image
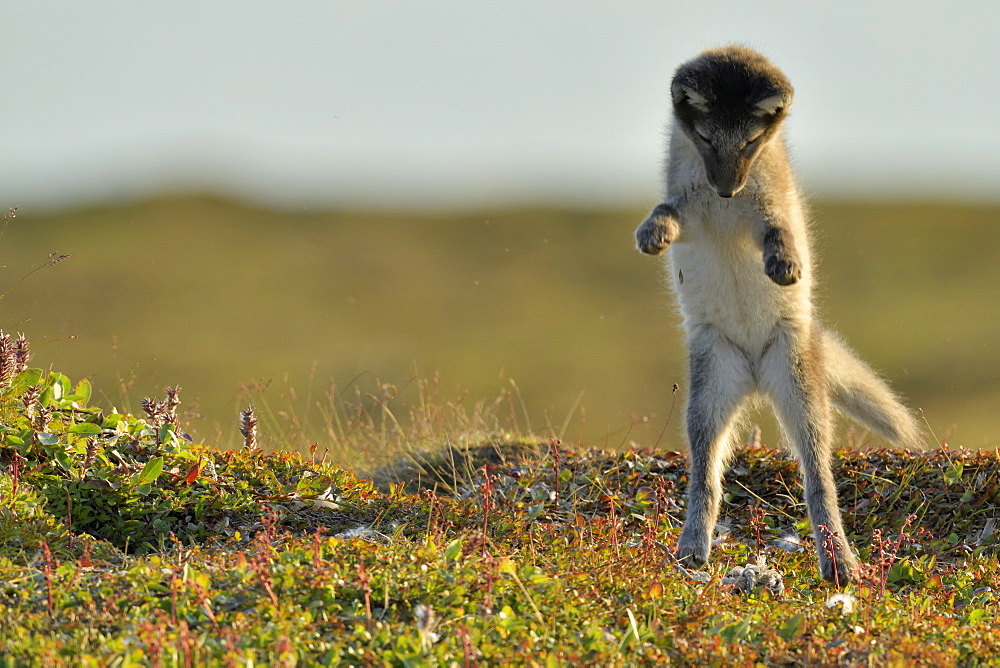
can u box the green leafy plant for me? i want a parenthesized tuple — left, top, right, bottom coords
(1, 257, 999, 663)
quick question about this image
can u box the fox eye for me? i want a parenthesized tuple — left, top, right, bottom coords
(740, 133, 765, 150)
(696, 130, 712, 145)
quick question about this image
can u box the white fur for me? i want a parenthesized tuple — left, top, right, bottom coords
(666, 131, 811, 358)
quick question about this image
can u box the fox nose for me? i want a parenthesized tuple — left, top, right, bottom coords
(716, 190, 734, 198)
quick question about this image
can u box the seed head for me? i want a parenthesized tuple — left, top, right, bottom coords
(0, 332, 15, 385)
(21, 385, 40, 420)
(240, 405, 259, 450)
(163, 386, 181, 425)
(14, 333, 30, 373)
(141, 398, 165, 427)
(82, 438, 98, 470)
(34, 405, 52, 431)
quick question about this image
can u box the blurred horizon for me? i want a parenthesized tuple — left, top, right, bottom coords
(4, 193, 1000, 457)
(5, 2, 1000, 211)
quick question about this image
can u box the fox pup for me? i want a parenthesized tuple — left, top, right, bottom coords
(635, 46, 922, 584)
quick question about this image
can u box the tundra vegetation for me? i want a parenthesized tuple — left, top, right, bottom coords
(2, 354, 1000, 665)
(2, 202, 1000, 664)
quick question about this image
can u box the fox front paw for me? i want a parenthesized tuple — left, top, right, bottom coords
(635, 204, 680, 255)
(764, 252, 802, 286)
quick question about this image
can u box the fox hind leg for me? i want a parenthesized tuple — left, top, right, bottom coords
(761, 326, 860, 584)
(676, 325, 752, 568)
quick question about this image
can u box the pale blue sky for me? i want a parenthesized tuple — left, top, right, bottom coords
(5, 1, 1000, 209)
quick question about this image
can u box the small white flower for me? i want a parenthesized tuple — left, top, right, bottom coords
(825, 593, 857, 615)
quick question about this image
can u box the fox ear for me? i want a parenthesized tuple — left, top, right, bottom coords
(672, 83, 711, 112)
(753, 93, 790, 117)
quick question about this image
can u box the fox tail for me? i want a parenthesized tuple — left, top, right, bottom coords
(823, 330, 924, 449)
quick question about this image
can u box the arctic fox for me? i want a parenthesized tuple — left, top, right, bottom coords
(635, 46, 922, 584)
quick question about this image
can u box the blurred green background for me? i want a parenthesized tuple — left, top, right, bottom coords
(4, 196, 998, 453)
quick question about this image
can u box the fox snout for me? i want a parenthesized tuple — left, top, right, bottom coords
(707, 177, 742, 199)
(709, 179, 738, 199)
(703, 153, 751, 198)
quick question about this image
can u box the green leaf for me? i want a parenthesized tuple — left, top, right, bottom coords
(966, 608, 986, 626)
(443, 537, 463, 563)
(158, 423, 178, 446)
(102, 413, 125, 429)
(132, 457, 164, 487)
(295, 474, 316, 493)
(6, 367, 43, 395)
(530, 486, 552, 501)
(38, 387, 55, 406)
(944, 461, 964, 485)
(717, 616, 753, 644)
(53, 449, 74, 472)
(37, 432, 60, 446)
(68, 423, 102, 436)
(72, 378, 92, 405)
(18, 367, 44, 385)
(523, 567, 551, 585)
(497, 557, 517, 576)
(777, 613, 805, 641)
(52, 373, 69, 397)
(887, 558, 925, 586)
(423, 536, 438, 558)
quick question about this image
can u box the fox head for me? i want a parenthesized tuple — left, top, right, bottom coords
(671, 46, 793, 198)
